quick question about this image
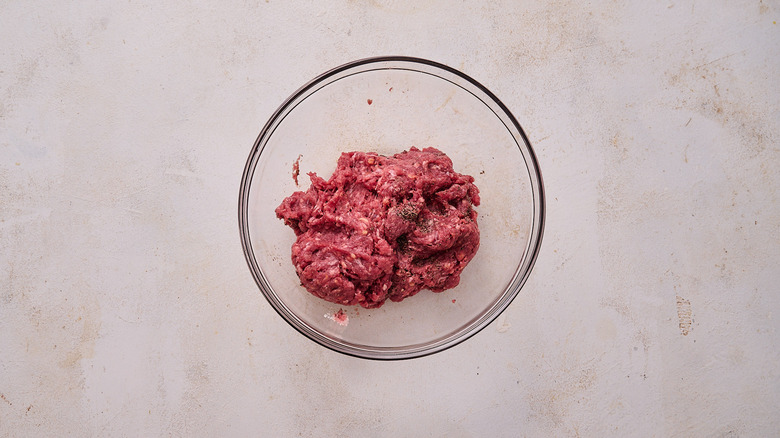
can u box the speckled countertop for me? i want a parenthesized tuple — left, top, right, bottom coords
(1, 1, 778, 436)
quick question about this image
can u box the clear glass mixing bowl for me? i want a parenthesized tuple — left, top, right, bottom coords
(239, 57, 545, 360)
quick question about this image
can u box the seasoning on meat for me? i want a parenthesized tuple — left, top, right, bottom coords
(275, 147, 480, 309)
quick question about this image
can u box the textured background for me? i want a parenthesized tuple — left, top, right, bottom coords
(1, 1, 778, 436)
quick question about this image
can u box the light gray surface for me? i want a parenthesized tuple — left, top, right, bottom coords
(1, 1, 778, 436)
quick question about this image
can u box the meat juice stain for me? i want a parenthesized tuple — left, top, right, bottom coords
(292, 154, 302, 186)
(333, 309, 349, 327)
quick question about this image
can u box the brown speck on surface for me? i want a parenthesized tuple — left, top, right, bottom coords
(367, 98, 373, 105)
(676, 295, 693, 335)
(1, 393, 11, 406)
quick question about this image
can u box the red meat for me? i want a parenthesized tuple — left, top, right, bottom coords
(275, 147, 480, 308)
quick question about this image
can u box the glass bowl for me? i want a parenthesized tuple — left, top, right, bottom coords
(239, 56, 544, 360)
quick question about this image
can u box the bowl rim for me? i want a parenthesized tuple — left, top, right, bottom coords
(238, 55, 546, 360)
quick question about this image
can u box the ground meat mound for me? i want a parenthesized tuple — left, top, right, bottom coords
(275, 147, 480, 309)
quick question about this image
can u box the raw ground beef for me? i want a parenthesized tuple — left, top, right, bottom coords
(275, 147, 480, 309)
